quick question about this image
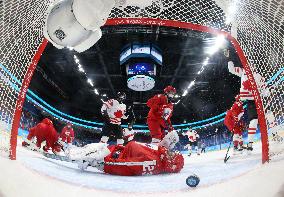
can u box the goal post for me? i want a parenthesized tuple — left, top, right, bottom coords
(9, 39, 48, 160)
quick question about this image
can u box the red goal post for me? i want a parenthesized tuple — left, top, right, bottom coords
(6, 18, 268, 162)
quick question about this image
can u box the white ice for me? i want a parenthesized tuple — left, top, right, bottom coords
(1, 142, 284, 197)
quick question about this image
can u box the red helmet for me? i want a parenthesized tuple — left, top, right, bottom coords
(164, 86, 176, 94)
(42, 118, 53, 125)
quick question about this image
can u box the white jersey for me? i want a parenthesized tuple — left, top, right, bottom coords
(101, 99, 127, 125)
(184, 130, 199, 142)
(228, 61, 268, 101)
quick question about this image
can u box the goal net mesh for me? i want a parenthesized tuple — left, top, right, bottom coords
(0, 0, 283, 160)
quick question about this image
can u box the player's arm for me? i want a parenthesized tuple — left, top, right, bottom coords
(147, 95, 164, 110)
(101, 100, 111, 121)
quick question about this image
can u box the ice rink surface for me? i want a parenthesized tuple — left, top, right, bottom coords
(1, 142, 284, 197)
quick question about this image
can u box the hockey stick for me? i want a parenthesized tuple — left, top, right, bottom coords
(224, 133, 234, 163)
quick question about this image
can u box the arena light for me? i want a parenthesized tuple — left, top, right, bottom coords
(188, 80, 195, 89)
(182, 90, 188, 96)
(207, 35, 225, 55)
(174, 94, 180, 98)
(203, 57, 209, 65)
(78, 67, 85, 73)
(87, 78, 94, 87)
(94, 89, 99, 95)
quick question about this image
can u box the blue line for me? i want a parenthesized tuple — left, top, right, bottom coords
(191, 118, 225, 129)
(173, 112, 226, 127)
(0, 70, 99, 129)
(267, 67, 284, 84)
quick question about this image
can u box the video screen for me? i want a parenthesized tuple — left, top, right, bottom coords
(120, 43, 162, 65)
(132, 43, 151, 54)
(127, 63, 155, 75)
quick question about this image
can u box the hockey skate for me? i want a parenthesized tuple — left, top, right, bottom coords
(247, 142, 253, 151)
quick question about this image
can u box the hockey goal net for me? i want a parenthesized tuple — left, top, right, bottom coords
(0, 0, 283, 162)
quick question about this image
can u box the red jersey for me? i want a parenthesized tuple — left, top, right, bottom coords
(147, 94, 173, 120)
(60, 126, 75, 143)
(26, 118, 60, 152)
(103, 141, 184, 176)
(224, 101, 245, 134)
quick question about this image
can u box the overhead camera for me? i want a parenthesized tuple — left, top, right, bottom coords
(44, 0, 115, 52)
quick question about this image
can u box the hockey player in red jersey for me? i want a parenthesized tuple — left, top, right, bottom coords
(225, 50, 269, 151)
(22, 118, 61, 153)
(147, 85, 176, 144)
(60, 123, 75, 144)
(224, 95, 246, 152)
(100, 92, 128, 145)
(66, 131, 183, 176)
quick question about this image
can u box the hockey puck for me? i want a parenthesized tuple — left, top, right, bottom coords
(186, 175, 200, 187)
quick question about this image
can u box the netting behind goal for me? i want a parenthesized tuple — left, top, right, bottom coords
(0, 0, 283, 162)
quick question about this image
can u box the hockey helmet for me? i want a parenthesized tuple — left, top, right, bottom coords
(42, 118, 53, 125)
(117, 92, 126, 102)
(164, 86, 176, 94)
(67, 122, 72, 128)
(164, 152, 184, 173)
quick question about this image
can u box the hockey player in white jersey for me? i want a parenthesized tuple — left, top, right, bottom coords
(226, 51, 269, 151)
(100, 92, 128, 145)
(183, 128, 200, 156)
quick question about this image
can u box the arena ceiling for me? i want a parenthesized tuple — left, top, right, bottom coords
(30, 24, 242, 124)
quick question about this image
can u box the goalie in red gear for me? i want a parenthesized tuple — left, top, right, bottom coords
(67, 131, 183, 176)
(60, 123, 75, 144)
(224, 95, 246, 152)
(22, 118, 61, 153)
(146, 85, 176, 144)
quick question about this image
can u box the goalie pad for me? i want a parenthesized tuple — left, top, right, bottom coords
(67, 143, 110, 163)
(159, 130, 179, 150)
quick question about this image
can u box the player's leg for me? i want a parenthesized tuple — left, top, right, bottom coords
(233, 133, 240, 152)
(188, 142, 193, 156)
(238, 134, 244, 151)
(100, 122, 112, 143)
(246, 100, 258, 151)
(113, 124, 124, 145)
(147, 118, 163, 144)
